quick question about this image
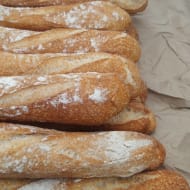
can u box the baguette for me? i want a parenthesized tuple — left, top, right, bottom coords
(0, 170, 189, 190)
(0, 0, 148, 14)
(104, 99, 156, 134)
(0, 51, 144, 98)
(0, 123, 165, 178)
(0, 2, 131, 31)
(32, 99, 155, 134)
(0, 73, 130, 125)
(0, 27, 141, 62)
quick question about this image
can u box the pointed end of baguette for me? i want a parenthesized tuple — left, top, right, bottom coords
(105, 101, 156, 134)
(125, 0, 148, 14)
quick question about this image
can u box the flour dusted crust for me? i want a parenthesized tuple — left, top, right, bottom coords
(0, 27, 141, 62)
(0, 73, 131, 125)
(0, 2, 131, 31)
(0, 0, 148, 14)
(0, 123, 165, 178)
(0, 170, 189, 190)
(0, 51, 144, 98)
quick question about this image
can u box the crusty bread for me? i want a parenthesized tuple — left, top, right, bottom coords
(0, 123, 165, 178)
(0, 27, 141, 62)
(0, 0, 148, 14)
(0, 2, 131, 31)
(126, 23, 139, 40)
(0, 51, 153, 133)
(105, 99, 156, 134)
(111, 0, 148, 14)
(30, 98, 155, 134)
(0, 170, 189, 190)
(0, 73, 131, 125)
(0, 51, 144, 98)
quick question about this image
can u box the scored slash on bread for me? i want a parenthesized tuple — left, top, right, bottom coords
(0, 169, 189, 190)
(28, 98, 156, 134)
(105, 98, 156, 134)
(0, 51, 144, 99)
(0, 0, 148, 14)
(0, 123, 165, 178)
(0, 51, 154, 133)
(0, 73, 131, 125)
(0, 2, 131, 31)
(0, 27, 141, 62)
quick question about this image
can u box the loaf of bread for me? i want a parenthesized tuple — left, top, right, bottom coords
(104, 99, 156, 134)
(0, 170, 189, 190)
(35, 99, 155, 134)
(0, 0, 148, 14)
(0, 27, 141, 62)
(0, 123, 165, 178)
(0, 73, 131, 125)
(0, 2, 131, 31)
(0, 51, 145, 98)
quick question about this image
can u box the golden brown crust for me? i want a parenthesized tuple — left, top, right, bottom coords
(126, 23, 139, 40)
(0, 170, 189, 190)
(0, 27, 141, 62)
(0, 0, 148, 14)
(0, 51, 144, 98)
(0, 73, 130, 125)
(132, 170, 190, 190)
(0, 179, 32, 190)
(39, 99, 155, 134)
(126, 0, 148, 14)
(104, 99, 156, 134)
(0, 2, 131, 31)
(0, 123, 165, 178)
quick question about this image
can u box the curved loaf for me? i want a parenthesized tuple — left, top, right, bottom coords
(0, 170, 189, 190)
(105, 99, 156, 134)
(0, 0, 148, 14)
(0, 51, 144, 98)
(0, 27, 141, 62)
(0, 73, 130, 125)
(0, 2, 131, 31)
(0, 123, 165, 178)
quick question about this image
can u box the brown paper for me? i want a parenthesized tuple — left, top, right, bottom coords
(133, 0, 190, 184)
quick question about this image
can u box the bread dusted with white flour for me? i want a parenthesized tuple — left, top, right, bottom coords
(0, 51, 154, 133)
(0, 0, 172, 186)
(0, 170, 189, 190)
(0, 27, 141, 62)
(0, 123, 165, 178)
(0, 51, 145, 98)
(0, 2, 131, 31)
(32, 99, 156, 134)
(0, 0, 148, 14)
(0, 73, 131, 125)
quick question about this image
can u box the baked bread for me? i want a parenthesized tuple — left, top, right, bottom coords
(0, 170, 189, 190)
(0, 73, 131, 125)
(31, 98, 155, 134)
(104, 99, 156, 134)
(0, 0, 148, 14)
(0, 123, 165, 178)
(0, 27, 141, 62)
(0, 51, 144, 98)
(0, 2, 131, 31)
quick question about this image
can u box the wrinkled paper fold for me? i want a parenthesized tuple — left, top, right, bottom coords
(133, 0, 190, 183)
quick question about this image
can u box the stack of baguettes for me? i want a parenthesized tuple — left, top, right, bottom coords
(0, 0, 189, 189)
